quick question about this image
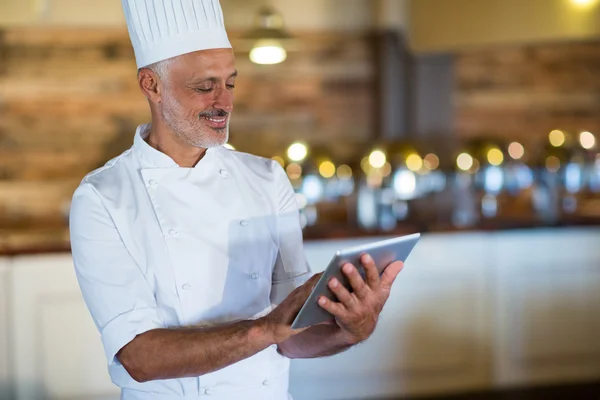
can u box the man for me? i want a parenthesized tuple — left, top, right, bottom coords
(69, 1, 404, 399)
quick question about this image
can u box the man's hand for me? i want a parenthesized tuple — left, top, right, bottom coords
(260, 273, 322, 344)
(317, 254, 404, 345)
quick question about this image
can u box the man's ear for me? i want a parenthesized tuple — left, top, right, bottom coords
(138, 68, 162, 104)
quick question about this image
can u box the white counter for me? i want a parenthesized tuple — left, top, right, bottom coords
(1, 228, 599, 400)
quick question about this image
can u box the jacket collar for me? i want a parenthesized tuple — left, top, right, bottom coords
(133, 123, 219, 168)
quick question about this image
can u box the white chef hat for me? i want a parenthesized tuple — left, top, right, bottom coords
(121, 0, 232, 69)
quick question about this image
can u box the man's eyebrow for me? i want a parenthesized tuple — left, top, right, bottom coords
(190, 70, 238, 85)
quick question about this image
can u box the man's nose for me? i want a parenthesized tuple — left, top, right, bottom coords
(213, 86, 233, 113)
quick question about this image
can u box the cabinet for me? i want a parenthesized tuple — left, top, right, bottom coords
(493, 230, 600, 386)
(10, 255, 118, 400)
(1, 228, 600, 399)
(0, 258, 11, 399)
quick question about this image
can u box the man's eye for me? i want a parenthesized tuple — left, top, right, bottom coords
(196, 88, 212, 93)
(226, 84, 235, 90)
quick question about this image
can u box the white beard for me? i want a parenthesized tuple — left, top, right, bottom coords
(161, 91, 229, 149)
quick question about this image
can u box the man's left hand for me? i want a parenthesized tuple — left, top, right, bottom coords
(317, 254, 404, 345)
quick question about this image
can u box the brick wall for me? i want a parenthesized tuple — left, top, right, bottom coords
(455, 40, 600, 149)
(0, 27, 374, 240)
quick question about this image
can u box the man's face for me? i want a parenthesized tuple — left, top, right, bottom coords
(159, 48, 236, 148)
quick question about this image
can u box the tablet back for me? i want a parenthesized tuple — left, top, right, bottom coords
(291, 233, 421, 329)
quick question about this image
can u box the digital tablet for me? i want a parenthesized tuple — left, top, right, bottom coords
(291, 233, 421, 330)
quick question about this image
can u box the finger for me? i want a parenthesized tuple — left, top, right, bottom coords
(361, 253, 380, 289)
(318, 296, 347, 317)
(342, 263, 369, 299)
(328, 277, 357, 309)
(283, 273, 321, 311)
(380, 261, 404, 290)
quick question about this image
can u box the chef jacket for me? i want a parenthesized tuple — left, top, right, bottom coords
(69, 124, 311, 400)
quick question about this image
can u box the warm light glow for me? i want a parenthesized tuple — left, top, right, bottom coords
(381, 162, 392, 177)
(570, 0, 598, 7)
(487, 148, 504, 166)
(223, 143, 235, 150)
(286, 163, 302, 179)
(271, 156, 285, 167)
(249, 40, 287, 65)
(368, 150, 387, 169)
(287, 142, 307, 162)
(549, 130, 565, 147)
(457, 153, 474, 171)
(337, 164, 353, 180)
(366, 174, 383, 188)
(406, 154, 423, 172)
(508, 142, 525, 160)
(546, 156, 561, 172)
(580, 131, 596, 149)
(423, 153, 439, 170)
(318, 161, 336, 178)
(360, 157, 370, 173)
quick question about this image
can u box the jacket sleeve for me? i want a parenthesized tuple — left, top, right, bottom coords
(270, 162, 312, 305)
(69, 182, 166, 366)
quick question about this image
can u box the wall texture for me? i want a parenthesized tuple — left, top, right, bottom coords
(0, 27, 374, 249)
(409, 0, 600, 52)
(454, 40, 600, 150)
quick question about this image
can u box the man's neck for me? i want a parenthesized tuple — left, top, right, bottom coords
(146, 122, 207, 168)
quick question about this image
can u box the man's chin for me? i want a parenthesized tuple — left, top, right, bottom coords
(201, 129, 229, 148)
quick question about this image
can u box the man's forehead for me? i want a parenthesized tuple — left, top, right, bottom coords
(173, 49, 236, 77)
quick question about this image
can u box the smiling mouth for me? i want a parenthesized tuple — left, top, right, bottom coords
(200, 114, 229, 129)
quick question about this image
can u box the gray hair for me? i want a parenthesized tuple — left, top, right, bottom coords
(140, 58, 174, 81)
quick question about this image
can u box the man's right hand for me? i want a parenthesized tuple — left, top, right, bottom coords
(260, 273, 322, 344)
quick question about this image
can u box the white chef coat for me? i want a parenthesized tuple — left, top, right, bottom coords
(69, 124, 311, 400)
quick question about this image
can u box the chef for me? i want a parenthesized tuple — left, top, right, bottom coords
(69, 1, 404, 399)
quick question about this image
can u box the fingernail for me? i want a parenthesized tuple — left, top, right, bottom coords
(363, 254, 373, 263)
(319, 297, 327, 305)
(344, 264, 353, 273)
(330, 278, 338, 288)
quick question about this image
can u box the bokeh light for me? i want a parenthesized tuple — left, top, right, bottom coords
(546, 156, 561, 172)
(487, 148, 504, 166)
(406, 154, 423, 172)
(368, 150, 387, 169)
(337, 164, 353, 180)
(508, 142, 524, 160)
(286, 162, 302, 179)
(318, 161, 336, 178)
(457, 153, 474, 171)
(579, 131, 595, 149)
(287, 143, 308, 162)
(423, 153, 439, 170)
(549, 130, 565, 147)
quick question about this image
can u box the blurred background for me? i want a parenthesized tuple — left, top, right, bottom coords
(0, 0, 599, 399)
